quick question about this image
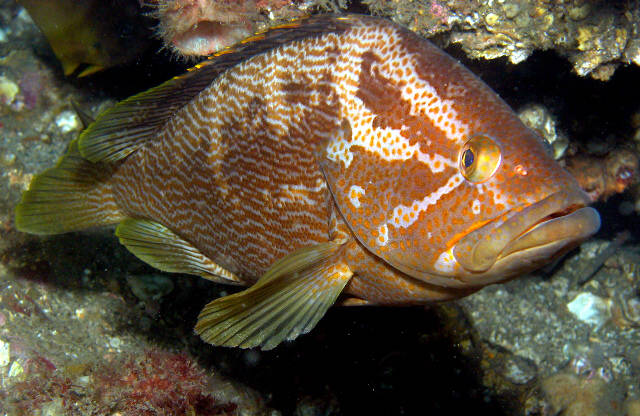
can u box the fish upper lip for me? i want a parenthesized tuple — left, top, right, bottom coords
(453, 188, 600, 273)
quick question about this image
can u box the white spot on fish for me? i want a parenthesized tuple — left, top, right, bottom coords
(277, 182, 326, 205)
(434, 248, 457, 273)
(377, 223, 388, 246)
(472, 199, 481, 215)
(415, 152, 454, 173)
(326, 138, 353, 167)
(327, 114, 457, 173)
(325, 119, 354, 167)
(348, 185, 365, 208)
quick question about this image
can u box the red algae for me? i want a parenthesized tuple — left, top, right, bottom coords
(102, 351, 237, 416)
(4, 350, 239, 416)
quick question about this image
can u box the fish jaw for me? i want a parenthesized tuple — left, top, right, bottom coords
(171, 21, 254, 56)
(446, 187, 600, 285)
(152, 0, 257, 56)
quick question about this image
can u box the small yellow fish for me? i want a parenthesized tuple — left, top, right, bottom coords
(15, 15, 600, 349)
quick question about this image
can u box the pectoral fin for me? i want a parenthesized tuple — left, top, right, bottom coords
(115, 218, 240, 284)
(195, 241, 353, 350)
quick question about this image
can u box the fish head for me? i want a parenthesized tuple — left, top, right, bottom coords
(321, 28, 600, 289)
(432, 125, 601, 287)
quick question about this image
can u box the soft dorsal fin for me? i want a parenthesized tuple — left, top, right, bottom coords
(77, 14, 357, 164)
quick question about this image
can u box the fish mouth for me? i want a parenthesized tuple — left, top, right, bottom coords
(453, 188, 600, 276)
(172, 21, 253, 56)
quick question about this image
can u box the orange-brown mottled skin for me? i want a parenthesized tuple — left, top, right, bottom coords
(18, 15, 599, 315)
(93, 15, 596, 304)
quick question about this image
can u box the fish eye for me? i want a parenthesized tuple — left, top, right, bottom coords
(459, 134, 502, 183)
(462, 148, 475, 168)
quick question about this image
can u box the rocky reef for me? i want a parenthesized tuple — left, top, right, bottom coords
(366, 0, 640, 81)
(0, 0, 639, 415)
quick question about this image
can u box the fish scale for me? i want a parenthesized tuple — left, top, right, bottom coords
(112, 38, 339, 277)
(15, 14, 599, 349)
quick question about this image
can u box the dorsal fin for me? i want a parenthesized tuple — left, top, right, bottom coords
(77, 14, 358, 163)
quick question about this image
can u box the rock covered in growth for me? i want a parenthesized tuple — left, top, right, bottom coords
(516, 103, 639, 203)
(2, 348, 268, 415)
(518, 103, 569, 160)
(364, 0, 640, 80)
(565, 148, 638, 202)
(149, 0, 331, 57)
(459, 237, 640, 414)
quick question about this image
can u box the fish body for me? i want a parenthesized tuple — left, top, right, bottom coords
(16, 15, 600, 349)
